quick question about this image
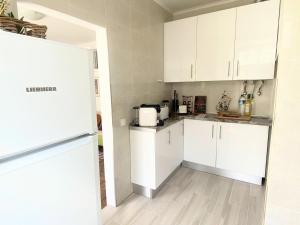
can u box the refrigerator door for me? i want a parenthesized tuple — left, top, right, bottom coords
(0, 135, 101, 225)
(0, 31, 97, 159)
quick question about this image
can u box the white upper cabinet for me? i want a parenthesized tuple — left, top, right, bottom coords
(164, 17, 197, 82)
(163, 1, 280, 82)
(233, 0, 280, 80)
(196, 9, 236, 81)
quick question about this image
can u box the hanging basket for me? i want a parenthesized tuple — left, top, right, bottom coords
(0, 15, 47, 39)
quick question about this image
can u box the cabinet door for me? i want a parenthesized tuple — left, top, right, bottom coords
(170, 121, 184, 167)
(184, 119, 217, 167)
(130, 130, 156, 189)
(164, 17, 197, 82)
(216, 123, 269, 177)
(155, 128, 172, 188)
(196, 9, 236, 81)
(234, 1, 280, 80)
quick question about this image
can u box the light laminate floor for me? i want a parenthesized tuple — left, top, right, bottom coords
(101, 167, 265, 225)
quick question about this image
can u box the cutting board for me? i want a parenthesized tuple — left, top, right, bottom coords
(217, 112, 251, 121)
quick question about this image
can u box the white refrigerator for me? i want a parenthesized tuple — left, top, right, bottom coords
(0, 31, 101, 225)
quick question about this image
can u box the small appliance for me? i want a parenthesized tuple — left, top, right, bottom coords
(159, 105, 169, 120)
(179, 105, 187, 114)
(139, 104, 161, 127)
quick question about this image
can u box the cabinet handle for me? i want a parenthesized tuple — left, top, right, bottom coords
(168, 130, 171, 144)
(212, 124, 214, 139)
(237, 60, 240, 77)
(182, 123, 184, 136)
(219, 126, 222, 139)
(227, 61, 231, 77)
(190, 64, 193, 79)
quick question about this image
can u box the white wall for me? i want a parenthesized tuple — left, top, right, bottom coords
(264, 0, 300, 224)
(172, 80, 275, 117)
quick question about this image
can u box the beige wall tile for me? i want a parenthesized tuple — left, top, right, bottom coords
(172, 80, 275, 117)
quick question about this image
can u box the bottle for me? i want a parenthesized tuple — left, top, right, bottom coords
(172, 90, 179, 114)
(239, 94, 246, 116)
(244, 94, 253, 116)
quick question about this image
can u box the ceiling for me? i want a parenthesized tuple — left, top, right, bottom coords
(154, 0, 253, 14)
(17, 5, 96, 47)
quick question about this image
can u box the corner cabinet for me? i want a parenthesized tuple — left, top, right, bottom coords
(164, 17, 197, 82)
(164, 0, 280, 82)
(130, 121, 184, 194)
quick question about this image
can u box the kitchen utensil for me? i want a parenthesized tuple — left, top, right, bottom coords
(216, 91, 232, 113)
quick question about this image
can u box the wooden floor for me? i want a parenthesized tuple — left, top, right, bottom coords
(101, 167, 265, 225)
(99, 147, 107, 208)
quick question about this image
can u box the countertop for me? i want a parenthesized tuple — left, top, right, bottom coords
(130, 114, 272, 132)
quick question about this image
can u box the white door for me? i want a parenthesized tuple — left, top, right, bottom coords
(234, 0, 280, 80)
(184, 120, 217, 167)
(164, 17, 197, 82)
(0, 136, 101, 225)
(196, 9, 236, 81)
(170, 121, 184, 167)
(0, 32, 96, 159)
(155, 128, 172, 188)
(216, 122, 269, 177)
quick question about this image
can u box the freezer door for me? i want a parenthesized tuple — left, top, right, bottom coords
(0, 135, 101, 225)
(0, 31, 97, 159)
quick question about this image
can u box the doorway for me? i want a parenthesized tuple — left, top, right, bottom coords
(16, 1, 116, 208)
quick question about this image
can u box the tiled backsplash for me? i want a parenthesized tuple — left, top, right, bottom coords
(172, 80, 275, 117)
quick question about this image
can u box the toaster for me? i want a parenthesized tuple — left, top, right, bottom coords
(139, 107, 158, 127)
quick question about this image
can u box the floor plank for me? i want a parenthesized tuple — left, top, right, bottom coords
(99, 147, 107, 209)
(101, 167, 265, 225)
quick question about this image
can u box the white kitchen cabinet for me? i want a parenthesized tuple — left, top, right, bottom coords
(156, 121, 184, 187)
(164, 17, 197, 82)
(184, 119, 269, 184)
(196, 9, 236, 81)
(216, 122, 269, 177)
(164, 1, 280, 82)
(170, 121, 184, 167)
(233, 0, 280, 80)
(130, 121, 184, 193)
(184, 119, 217, 167)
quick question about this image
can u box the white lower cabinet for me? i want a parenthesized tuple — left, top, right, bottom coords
(130, 121, 184, 191)
(131, 119, 269, 193)
(216, 122, 269, 177)
(184, 119, 217, 167)
(184, 119, 269, 180)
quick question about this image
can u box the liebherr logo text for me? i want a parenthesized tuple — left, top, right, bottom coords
(26, 87, 57, 92)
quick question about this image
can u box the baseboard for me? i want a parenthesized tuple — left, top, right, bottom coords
(182, 161, 263, 185)
(132, 165, 182, 198)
